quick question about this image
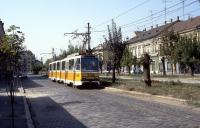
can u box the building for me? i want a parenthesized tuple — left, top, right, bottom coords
(0, 19, 5, 79)
(171, 16, 200, 40)
(92, 43, 112, 72)
(0, 19, 5, 43)
(92, 16, 200, 74)
(20, 50, 36, 74)
(127, 16, 200, 74)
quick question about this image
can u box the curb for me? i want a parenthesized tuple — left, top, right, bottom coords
(18, 87, 35, 128)
(104, 87, 200, 110)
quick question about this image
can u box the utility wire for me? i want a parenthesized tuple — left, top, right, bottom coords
(93, 0, 150, 29)
(121, 0, 189, 28)
(92, 0, 186, 32)
(122, 0, 197, 29)
(92, 0, 197, 33)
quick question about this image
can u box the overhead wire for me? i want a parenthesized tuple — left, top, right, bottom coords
(91, 0, 199, 44)
(93, 0, 151, 29)
(92, 0, 197, 33)
(92, 0, 186, 32)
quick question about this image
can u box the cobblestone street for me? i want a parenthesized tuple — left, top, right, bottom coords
(23, 76, 200, 128)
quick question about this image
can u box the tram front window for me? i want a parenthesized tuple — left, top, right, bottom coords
(81, 57, 99, 72)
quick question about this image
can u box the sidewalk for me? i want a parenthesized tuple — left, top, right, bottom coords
(100, 74, 200, 84)
(0, 80, 29, 128)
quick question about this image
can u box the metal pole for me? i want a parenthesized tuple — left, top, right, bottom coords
(87, 23, 91, 51)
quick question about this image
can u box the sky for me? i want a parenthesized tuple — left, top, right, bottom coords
(0, 0, 199, 62)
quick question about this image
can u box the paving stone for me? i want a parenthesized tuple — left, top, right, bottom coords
(24, 76, 200, 128)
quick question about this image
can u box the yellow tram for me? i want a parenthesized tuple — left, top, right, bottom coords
(48, 53, 100, 87)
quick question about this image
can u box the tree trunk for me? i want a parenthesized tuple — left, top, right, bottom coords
(143, 53, 151, 86)
(133, 65, 136, 74)
(128, 66, 131, 74)
(112, 64, 116, 83)
(117, 67, 120, 75)
(189, 64, 195, 76)
(161, 57, 166, 76)
(171, 64, 173, 75)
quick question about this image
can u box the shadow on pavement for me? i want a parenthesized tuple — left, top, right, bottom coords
(28, 96, 87, 128)
(26, 75, 48, 80)
(77, 82, 106, 90)
(0, 96, 28, 128)
(22, 78, 43, 89)
(66, 80, 112, 90)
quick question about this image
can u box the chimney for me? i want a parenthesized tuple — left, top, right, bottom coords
(177, 16, 180, 21)
(164, 21, 167, 24)
(170, 18, 173, 23)
(151, 26, 153, 29)
(156, 24, 158, 28)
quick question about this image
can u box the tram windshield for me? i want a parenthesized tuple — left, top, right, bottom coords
(81, 57, 99, 72)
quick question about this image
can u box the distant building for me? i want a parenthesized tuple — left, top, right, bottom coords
(0, 19, 5, 43)
(0, 19, 5, 79)
(20, 50, 36, 73)
(92, 43, 111, 72)
(93, 16, 200, 74)
(127, 16, 200, 74)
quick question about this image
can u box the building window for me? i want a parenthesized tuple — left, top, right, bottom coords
(159, 63, 163, 71)
(167, 62, 172, 70)
(151, 61, 155, 72)
(138, 46, 141, 56)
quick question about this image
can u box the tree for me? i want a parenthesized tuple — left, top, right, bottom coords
(67, 42, 79, 55)
(160, 30, 179, 75)
(132, 56, 138, 74)
(0, 25, 25, 74)
(56, 42, 79, 60)
(33, 60, 43, 74)
(175, 35, 200, 76)
(104, 20, 125, 83)
(143, 53, 151, 86)
(44, 58, 52, 71)
(121, 47, 133, 74)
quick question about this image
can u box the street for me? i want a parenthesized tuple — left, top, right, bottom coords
(23, 75, 200, 128)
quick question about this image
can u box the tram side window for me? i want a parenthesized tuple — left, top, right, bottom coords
(49, 64, 52, 71)
(69, 59, 74, 70)
(62, 61, 65, 70)
(57, 62, 60, 70)
(53, 63, 56, 70)
(75, 58, 80, 70)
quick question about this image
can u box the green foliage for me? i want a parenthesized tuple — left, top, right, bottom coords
(0, 25, 25, 71)
(175, 35, 200, 76)
(160, 30, 179, 75)
(67, 42, 79, 55)
(161, 30, 200, 76)
(56, 42, 79, 60)
(104, 20, 125, 83)
(121, 47, 133, 74)
(160, 30, 179, 64)
(44, 58, 51, 70)
(33, 60, 43, 74)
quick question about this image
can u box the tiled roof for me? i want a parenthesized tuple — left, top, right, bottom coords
(127, 22, 176, 44)
(127, 16, 200, 44)
(171, 16, 200, 33)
